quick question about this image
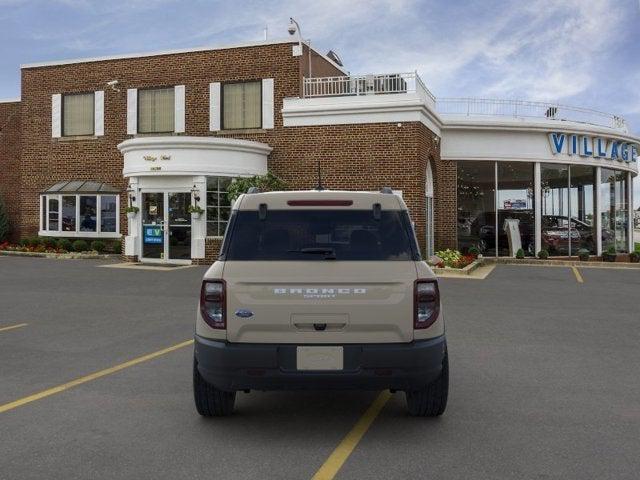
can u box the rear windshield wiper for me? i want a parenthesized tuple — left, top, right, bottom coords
(287, 248, 337, 259)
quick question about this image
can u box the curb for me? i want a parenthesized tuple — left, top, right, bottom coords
(432, 259, 484, 276)
(483, 257, 640, 269)
(0, 250, 119, 260)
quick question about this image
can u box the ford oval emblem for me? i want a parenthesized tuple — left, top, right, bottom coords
(235, 309, 254, 318)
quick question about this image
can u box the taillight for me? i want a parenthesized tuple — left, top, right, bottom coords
(414, 279, 440, 329)
(200, 280, 226, 329)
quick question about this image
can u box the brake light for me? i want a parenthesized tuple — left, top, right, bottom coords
(200, 280, 226, 329)
(414, 279, 440, 329)
(287, 200, 353, 206)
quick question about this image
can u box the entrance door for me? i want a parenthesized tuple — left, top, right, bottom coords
(141, 192, 192, 263)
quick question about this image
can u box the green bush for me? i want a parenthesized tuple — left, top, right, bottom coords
(72, 239, 89, 252)
(111, 239, 122, 254)
(577, 248, 590, 261)
(629, 251, 640, 263)
(435, 249, 462, 267)
(57, 238, 73, 252)
(19, 238, 29, 247)
(606, 245, 616, 255)
(537, 249, 549, 260)
(27, 236, 42, 247)
(468, 246, 480, 257)
(226, 172, 287, 203)
(90, 240, 106, 253)
(40, 237, 57, 249)
(515, 248, 525, 259)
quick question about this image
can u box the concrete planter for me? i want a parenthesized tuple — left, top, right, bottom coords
(0, 250, 118, 260)
(431, 258, 484, 276)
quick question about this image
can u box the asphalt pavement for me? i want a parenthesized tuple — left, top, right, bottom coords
(0, 257, 639, 479)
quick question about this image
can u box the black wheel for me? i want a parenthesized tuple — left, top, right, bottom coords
(193, 358, 236, 417)
(405, 350, 449, 417)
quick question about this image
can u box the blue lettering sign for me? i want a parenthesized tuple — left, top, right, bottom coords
(632, 145, 638, 162)
(569, 135, 578, 155)
(144, 226, 163, 244)
(579, 136, 593, 156)
(595, 138, 607, 157)
(549, 133, 565, 154)
(610, 141, 619, 160)
(620, 143, 629, 162)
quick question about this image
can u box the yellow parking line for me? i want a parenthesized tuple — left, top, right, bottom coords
(572, 266, 584, 283)
(0, 323, 28, 333)
(311, 390, 392, 480)
(0, 339, 193, 414)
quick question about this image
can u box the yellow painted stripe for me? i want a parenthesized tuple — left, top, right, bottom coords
(572, 266, 584, 283)
(0, 339, 193, 414)
(311, 390, 392, 480)
(0, 323, 28, 333)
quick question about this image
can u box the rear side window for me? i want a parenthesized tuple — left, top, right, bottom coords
(224, 210, 419, 261)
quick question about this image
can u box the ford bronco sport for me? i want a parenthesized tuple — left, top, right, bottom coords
(193, 189, 448, 416)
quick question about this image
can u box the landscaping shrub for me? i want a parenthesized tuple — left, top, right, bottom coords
(19, 238, 29, 247)
(111, 239, 122, 253)
(72, 239, 89, 252)
(27, 236, 41, 247)
(468, 246, 480, 257)
(537, 249, 549, 260)
(40, 237, 57, 249)
(630, 252, 640, 263)
(90, 240, 106, 253)
(515, 248, 525, 259)
(435, 249, 462, 267)
(577, 248, 590, 261)
(57, 238, 73, 252)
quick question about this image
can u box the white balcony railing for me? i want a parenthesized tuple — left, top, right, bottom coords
(303, 72, 436, 104)
(436, 97, 628, 131)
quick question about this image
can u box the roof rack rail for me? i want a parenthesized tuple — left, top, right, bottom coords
(246, 187, 261, 194)
(380, 187, 394, 194)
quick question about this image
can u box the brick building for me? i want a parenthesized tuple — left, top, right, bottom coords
(1, 38, 638, 263)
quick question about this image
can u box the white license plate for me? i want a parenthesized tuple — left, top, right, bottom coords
(296, 346, 344, 371)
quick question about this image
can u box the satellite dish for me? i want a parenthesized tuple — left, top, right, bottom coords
(326, 50, 344, 67)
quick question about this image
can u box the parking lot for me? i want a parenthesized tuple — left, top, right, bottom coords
(1, 257, 639, 479)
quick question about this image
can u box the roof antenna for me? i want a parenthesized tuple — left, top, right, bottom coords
(316, 160, 324, 191)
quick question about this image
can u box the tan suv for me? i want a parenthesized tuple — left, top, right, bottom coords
(193, 189, 448, 416)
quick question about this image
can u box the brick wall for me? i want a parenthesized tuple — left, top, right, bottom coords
(0, 101, 21, 242)
(14, 41, 454, 263)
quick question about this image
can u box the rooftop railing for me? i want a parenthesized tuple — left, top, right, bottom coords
(301, 74, 627, 131)
(436, 97, 627, 131)
(303, 72, 436, 105)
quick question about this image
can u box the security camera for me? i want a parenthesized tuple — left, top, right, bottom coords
(106, 80, 120, 92)
(287, 23, 297, 35)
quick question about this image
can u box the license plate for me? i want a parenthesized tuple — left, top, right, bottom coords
(296, 346, 344, 371)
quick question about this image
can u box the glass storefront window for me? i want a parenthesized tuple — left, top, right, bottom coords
(79, 196, 97, 232)
(206, 176, 233, 237)
(457, 161, 496, 255)
(601, 168, 628, 253)
(62, 196, 76, 232)
(569, 165, 596, 254)
(541, 164, 570, 256)
(48, 197, 59, 231)
(100, 195, 117, 233)
(497, 162, 535, 256)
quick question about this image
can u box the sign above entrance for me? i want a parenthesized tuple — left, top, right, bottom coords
(548, 132, 638, 163)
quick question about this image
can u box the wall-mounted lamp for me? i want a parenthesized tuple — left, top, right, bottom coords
(191, 185, 201, 203)
(126, 186, 136, 204)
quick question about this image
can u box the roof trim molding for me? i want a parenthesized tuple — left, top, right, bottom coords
(20, 38, 347, 74)
(0, 97, 20, 103)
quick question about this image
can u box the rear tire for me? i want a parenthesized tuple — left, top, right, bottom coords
(193, 358, 236, 417)
(405, 350, 448, 417)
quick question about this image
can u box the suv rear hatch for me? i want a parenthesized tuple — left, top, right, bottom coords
(220, 204, 420, 344)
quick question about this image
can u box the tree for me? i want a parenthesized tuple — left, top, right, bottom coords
(226, 172, 287, 203)
(0, 194, 9, 242)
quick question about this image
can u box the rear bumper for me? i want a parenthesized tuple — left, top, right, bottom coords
(194, 335, 446, 392)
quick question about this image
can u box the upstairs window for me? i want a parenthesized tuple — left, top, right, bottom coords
(62, 92, 95, 136)
(138, 87, 175, 133)
(223, 81, 261, 130)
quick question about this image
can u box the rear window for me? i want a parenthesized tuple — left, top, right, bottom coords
(223, 210, 419, 261)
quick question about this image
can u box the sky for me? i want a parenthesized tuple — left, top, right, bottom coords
(1, 0, 639, 203)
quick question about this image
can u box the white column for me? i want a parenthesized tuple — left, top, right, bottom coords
(94, 90, 104, 136)
(51, 94, 61, 138)
(124, 177, 139, 257)
(628, 171, 634, 253)
(534, 162, 541, 255)
(595, 167, 602, 256)
(191, 175, 207, 259)
(126, 89, 138, 135)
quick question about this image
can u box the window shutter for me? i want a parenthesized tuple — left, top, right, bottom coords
(94, 90, 104, 136)
(209, 82, 221, 131)
(174, 85, 185, 133)
(51, 94, 62, 138)
(262, 78, 274, 129)
(127, 88, 137, 135)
